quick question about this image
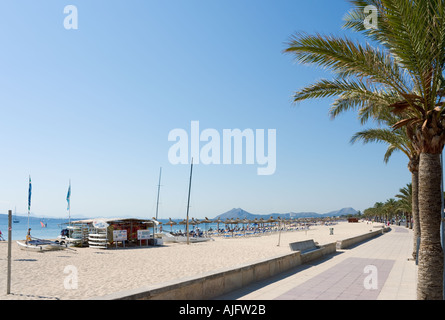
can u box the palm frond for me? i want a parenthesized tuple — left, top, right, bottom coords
(284, 33, 410, 95)
(350, 119, 417, 162)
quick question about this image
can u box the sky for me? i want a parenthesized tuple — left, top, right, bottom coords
(0, 0, 411, 219)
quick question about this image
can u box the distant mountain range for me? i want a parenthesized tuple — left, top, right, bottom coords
(1, 207, 359, 222)
(213, 207, 358, 220)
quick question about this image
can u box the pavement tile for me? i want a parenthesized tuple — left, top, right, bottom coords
(217, 226, 417, 300)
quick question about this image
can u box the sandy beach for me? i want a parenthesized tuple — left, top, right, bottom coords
(0, 221, 386, 300)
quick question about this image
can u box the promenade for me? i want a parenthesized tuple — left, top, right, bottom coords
(217, 225, 417, 300)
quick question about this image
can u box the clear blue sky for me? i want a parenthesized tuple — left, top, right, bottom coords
(0, 0, 411, 219)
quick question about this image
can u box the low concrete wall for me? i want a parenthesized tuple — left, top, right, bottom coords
(301, 242, 336, 264)
(92, 242, 336, 300)
(92, 229, 387, 300)
(336, 227, 390, 250)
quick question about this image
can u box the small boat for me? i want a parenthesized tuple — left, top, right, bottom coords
(57, 224, 88, 247)
(159, 232, 213, 243)
(13, 207, 19, 223)
(17, 238, 68, 252)
(40, 220, 47, 228)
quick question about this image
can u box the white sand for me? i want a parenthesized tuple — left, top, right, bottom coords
(0, 221, 385, 300)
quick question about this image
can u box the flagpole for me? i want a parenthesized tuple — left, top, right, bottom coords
(67, 179, 71, 246)
(186, 158, 193, 246)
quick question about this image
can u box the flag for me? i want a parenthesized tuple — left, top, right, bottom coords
(66, 180, 71, 211)
(28, 176, 32, 211)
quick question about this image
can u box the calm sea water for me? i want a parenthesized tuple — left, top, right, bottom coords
(0, 215, 225, 241)
(0, 215, 69, 241)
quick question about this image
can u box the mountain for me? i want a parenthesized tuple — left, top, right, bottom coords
(324, 207, 359, 216)
(215, 208, 259, 220)
(213, 207, 358, 220)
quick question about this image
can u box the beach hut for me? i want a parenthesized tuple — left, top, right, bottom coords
(74, 218, 157, 249)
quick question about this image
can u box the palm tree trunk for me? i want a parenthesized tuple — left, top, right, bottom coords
(417, 153, 444, 300)
(412, 171, 420, 259)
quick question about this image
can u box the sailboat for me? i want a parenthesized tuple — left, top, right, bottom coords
(13, 207, 19, 223)
(17, 175, 73, 252)
(40, 220, 47, 228)
(158, 160, 212, 244)
(17, 238, 68, 251)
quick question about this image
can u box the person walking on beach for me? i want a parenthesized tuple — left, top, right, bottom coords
(0, 230, 4, 241)
(26, 228, 32, 244)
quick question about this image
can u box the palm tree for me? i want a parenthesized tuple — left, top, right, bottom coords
(349, 114, 420, 259)
(284, 0, 445, 299)
(396, 183, 413, 228)
(383, 198, 398, 223)
(364, 201, 385, 222)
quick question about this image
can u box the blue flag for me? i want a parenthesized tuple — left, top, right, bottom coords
(66, 181, 71, 211)
(28, 176, 32, 211)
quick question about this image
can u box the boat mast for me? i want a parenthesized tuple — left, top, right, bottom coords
(27, 175, 31, 230)
(68, 179, 71, 227)
(155, 167, 162, 233)
(186, 158, 193, 245)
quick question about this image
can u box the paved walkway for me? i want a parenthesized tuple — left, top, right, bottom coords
(217, 226, 417, 300)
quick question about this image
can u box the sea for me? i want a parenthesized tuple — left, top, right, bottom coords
(0, 215, 225, 241)
(0, 215, 70, 241)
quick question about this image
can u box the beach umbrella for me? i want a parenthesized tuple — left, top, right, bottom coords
(178, 219, 189, 234)
(276, 217, 283, 246)
(191, 218, 201, 235)
(201, 217, 212, 225)
(165, 218, 177, 232)
(179, 218, 196, 232)
(234, 218, 241, 236)
(251, 218, 259, 233)
(241, 218, 250, 236)
(266, 216, 277, 230)
(201, 217, 213, 235)
(259, 218, 265, 230)
(190, 218, 200, 229)
(213, 217, 224, 235)
(225, 218, 237, 236)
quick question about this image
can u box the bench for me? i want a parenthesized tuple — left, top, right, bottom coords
(289, 239, 319, 253)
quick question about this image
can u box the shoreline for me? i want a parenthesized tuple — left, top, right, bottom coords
(0, 221, 386, 300)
